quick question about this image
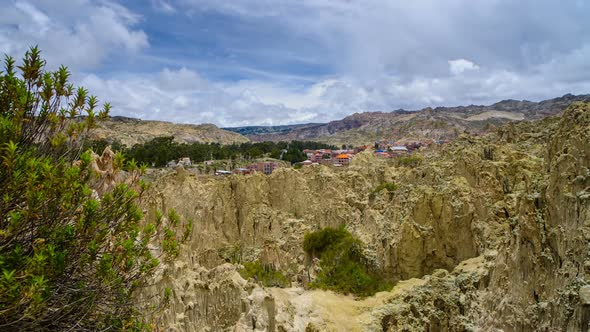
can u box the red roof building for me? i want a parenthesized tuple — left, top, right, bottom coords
(335, 153, 351, 166)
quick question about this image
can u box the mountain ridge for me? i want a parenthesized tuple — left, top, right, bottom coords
(92, 94, 590, 147)
(225, 93, 590, 145)
(88, 117, 249, 147)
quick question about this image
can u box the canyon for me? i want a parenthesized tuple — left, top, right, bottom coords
(129, 102, 590, 331)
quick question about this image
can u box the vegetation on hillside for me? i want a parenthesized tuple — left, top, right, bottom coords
(0, 47, 179, 330)
(86, 137, 337, 166)
(239, 261, 289, 288)
(303, 227, 391, 297)
(396, 155, 422, 168)
(369, 181, 398, 200)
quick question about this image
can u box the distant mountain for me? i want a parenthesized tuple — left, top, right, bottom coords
(224, 123, 322, 136)
(89, 117, 249, 147)
(227, 94, 590, 145)
(89, 94, 590, 147)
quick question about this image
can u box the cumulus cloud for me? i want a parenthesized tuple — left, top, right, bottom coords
(178, 0, 590, 78)
(15, 1, 51, 34)
(79, 56, 590, 128)
(172, 96, 190, 108)
(448, 59, 480, 75)
(79, 68, 317, 126)
(2, 0, 590, 126)
(158, 67, 209, 91)
(0, 0, 148, 70)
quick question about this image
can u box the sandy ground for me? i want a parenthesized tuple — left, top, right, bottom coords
(269, 278, 427, 331)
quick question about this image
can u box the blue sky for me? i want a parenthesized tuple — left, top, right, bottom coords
(1, 0, 590, 126)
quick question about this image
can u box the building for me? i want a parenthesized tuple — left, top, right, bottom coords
(233, 168, 252, 175)
(178, 157, 192, 166)
(391, 146, 409, 153)
(334, 153, 352, 166)
(405, 140, 432, 151)
(247, 161, 283, 175)
(301, 148, 362, 165)
(375, 151, 391, 158)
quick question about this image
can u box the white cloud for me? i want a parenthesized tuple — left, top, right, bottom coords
(3, 0, 590, 126)
(152, 0, 176, 14)
(158, 67, 208, 91)
(79, 46, 590, 127)
(0, 1, 148, 70)
(172, 95, 190, 108)
(15, 1, 51, 34)
(448, 59, 480, 75)
(80, 68, 314, 126)
(178, 0, 590, 79)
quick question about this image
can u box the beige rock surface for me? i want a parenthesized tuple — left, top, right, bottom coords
(138, 103, 590, 331)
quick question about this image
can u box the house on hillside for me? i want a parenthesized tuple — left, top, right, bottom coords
(391, 146, 409, 153)
(334, 153, 352, 166)
(233, 168, 252, 175)
(247, 161, 283, 175)
(375, 151, 391, 158)
(405, 140, 433, 151)
(178, 157, 192, 166)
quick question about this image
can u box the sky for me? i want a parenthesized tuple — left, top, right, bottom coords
(1, 0, 590, 127)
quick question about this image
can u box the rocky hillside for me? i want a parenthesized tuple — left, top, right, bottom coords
(88, 116, 249, 147)
(135, 102, 590, 331)
(228, 94, 590, 146)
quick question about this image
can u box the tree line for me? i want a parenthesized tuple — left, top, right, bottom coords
(86, 137, 338, 167)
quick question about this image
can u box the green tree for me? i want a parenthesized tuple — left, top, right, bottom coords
(282, 148, 306, 163)
(303, 227, 391, 297)
(0, 47, 174, 330)
(126, 136, 177, 167)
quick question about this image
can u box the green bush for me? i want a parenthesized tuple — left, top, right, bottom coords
(303, 227, 391, 297)
(303, 226, 352, 256)
(239, 261, 289, 287)
(220, 242, 243, 264)
(369, 182, 397, 200)
(0, 47, 179, 330)
(397, 156, 422, 167)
